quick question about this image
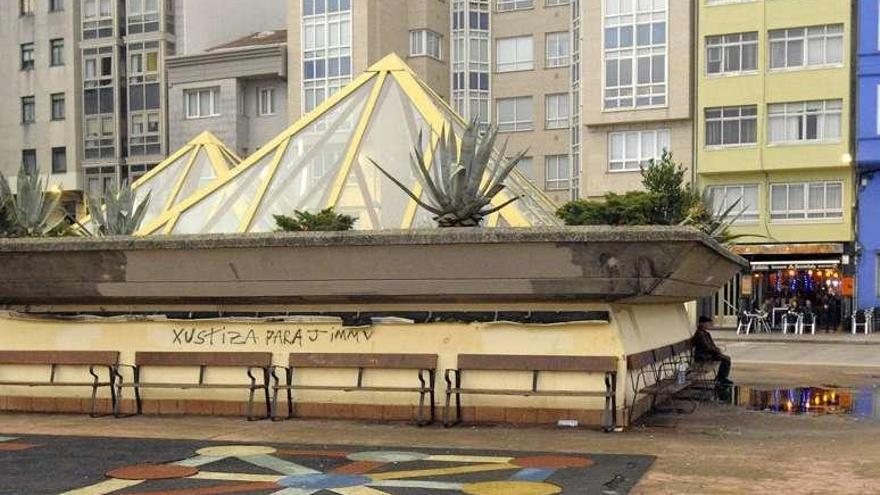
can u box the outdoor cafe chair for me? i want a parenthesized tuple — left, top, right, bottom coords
(782, 311, 802, 335)
(800, 312, 817, 335)
(852, 308, 874, 335)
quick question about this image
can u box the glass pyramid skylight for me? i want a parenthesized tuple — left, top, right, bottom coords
(136, 54, 560, 235)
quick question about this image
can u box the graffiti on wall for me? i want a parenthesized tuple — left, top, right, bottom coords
(170, 326, 374, 348)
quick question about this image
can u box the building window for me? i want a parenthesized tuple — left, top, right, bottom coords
(545, 93, 570, 129)
(20, 0, 33, 15)
(127, 0, 161, 34)
(516, 156, 533, 179)
(185, 88, 220, 119)
(604, 0, 667, 109)
(51, 147, 67, 174)
(497, 96, 534, 132)
(770, 182, 843, 221)
(546, 31, 570, 68)
(545, 155, 571, 190)
(21, 96, 35, 124)
(496, 36, 534, 72)
(127, 40, 161, 156)
(608, 129, 670, 172)
(84, 116, 116, 159)
(51, 93, 65, 121)
(49, 0, 64, 12)
(85, 166, 117, 196)
(410, 30, 443, 60)
(129, 111, 160, 156)
(82, 0, 114, 39)
(705, 105, 757, 147)
(497, 0, 533, 12)
(706, 32, 757, 75)
(545, 0, 570, 6)
(50, 39, 64, 66)
(768, 100, 842, 144)
(452, 0, 491, 127)
(258, 88, 276, 116)
(22, 149, 37, 174)
(769, 25, 844, 70)
(302, 0, 352, 113)
(706, 184, 759, 223)
(21, 43, 34, 70)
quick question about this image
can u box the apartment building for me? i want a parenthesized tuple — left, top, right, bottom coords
(0, 0, 284, 208)
(697, 0, 855, 320)
(287, 0, 575, 202)
(0, 0, 80, 214)
(577, 0, 694, 200)
(166, 30, 289, 158)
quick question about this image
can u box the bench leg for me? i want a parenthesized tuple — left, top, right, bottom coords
(287, 368, 294, 419)
(429, 370, 436, 425)
(90, 382, 99, 418)
(443, 370, 454, 427)
(416, 370, 427, 426)
(603, 372, 616, 432)
(263, 368, 271, 419)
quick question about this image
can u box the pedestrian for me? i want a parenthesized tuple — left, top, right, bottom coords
(692, 316, 733, 386)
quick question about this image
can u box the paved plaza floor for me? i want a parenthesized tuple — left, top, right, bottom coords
(0, 434, 652, 495)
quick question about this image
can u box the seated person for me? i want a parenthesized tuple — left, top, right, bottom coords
(692, 316, 732, 386)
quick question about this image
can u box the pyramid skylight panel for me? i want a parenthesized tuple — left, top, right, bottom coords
(136, 54, 560, 235)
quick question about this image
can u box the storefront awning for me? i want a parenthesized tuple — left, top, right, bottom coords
(733, 243, 845, 257)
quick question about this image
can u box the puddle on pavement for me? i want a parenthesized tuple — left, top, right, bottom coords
(731, 385, 880, 419)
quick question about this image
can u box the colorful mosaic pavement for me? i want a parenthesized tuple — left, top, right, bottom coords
(0, 435, 653, 494)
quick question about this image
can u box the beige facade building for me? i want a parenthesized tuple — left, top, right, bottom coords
(577, 0, 694, 199)
(0, 0, 81, 214)
(287, 0, 576, 202)
(0, 0, 284, 212)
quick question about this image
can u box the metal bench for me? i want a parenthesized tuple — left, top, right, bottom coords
(0, 350, 119, 417)
(271, 353, 438, 425)
(443, 354, 619, 432)
(115, 352, 272, 420)
(627, 340, 718, 422)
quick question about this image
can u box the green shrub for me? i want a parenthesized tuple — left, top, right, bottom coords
(273, 208, 356, 232)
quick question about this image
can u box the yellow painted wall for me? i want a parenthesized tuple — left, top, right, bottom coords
(697, 0, 854, 244)
(0, 304, 693, 418)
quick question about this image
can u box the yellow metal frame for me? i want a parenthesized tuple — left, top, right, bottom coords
(134, 54, 558, 235)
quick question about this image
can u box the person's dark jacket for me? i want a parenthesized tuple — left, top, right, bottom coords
(693, 328, 722, 361)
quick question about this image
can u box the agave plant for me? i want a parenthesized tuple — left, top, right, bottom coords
(366, 121, 527, 227)
(85, 181, 151, 236)
(0, 164, 65, 237)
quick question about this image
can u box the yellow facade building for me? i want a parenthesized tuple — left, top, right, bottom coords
(697, 0, 856, 318)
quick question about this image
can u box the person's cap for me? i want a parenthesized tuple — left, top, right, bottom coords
(698, 316, 714, 324)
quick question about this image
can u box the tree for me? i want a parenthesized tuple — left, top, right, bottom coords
(640, 151, 701, 225)
(274, 208, 356, 232)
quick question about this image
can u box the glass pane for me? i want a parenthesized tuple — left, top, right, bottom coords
(248, 80, 374, 232)
(175, 148, 219, 206)
(347, 78, 434, 229)
(172, 152, 276, 234)
(789, 184, 805, 211)
(136, 147, 197, 225)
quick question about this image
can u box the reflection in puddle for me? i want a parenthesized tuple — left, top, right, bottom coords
(732, 386, 880, 419)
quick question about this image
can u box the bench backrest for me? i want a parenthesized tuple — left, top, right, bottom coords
(135, 352, 272, 368)
(0, 351, 118, 366)
(457, 354, 617, 373)
(289, 353, 437, 370)
(652, 345, 674, 362)
(626, 350, 656, 370)
(671, 339, 692, 356)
